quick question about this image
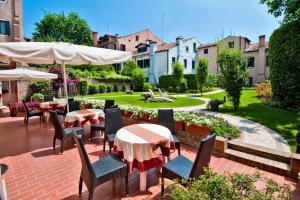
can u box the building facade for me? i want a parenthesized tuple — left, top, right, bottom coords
(197, 35, 269, 85)
(133, 37, 199, 84)
(97, 29, 164, 52)
(0, 0, 23, 106)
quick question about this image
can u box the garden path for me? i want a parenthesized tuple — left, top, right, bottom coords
(168, 90, 291, 152)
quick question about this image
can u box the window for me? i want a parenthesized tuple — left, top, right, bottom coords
(228, 42, 234, 48)
(144, 59, 150, 68)
(172, 57, 176, 64)
(266, 55, 269, 67)
(204, 48, 208, 54)
(2, 81, 11, 94)
(247, 57, 255, 68)
(137, 45, 147, 53)
(0, 0, 7, 3)
(184, 59, 187, 68)
(136, 35, 139, 41)
(193, 43, 197, 52)
(185, 46, 189, 52)
(120, 44, 126, 51)
(113, 43, 117, 50)
(192, 60, 195, 69)
(0, 20, 10, 36)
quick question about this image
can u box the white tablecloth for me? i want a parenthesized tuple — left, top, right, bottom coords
(64, 109, 104, 127)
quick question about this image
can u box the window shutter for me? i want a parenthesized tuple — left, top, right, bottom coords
(5, 21, 10, 35)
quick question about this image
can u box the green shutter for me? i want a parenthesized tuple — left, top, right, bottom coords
(4, 21, 10, 35)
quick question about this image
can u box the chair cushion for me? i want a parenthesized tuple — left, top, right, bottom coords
(163, 155, 193, 179)
(106, 134, 116, 142)
(92, 154, 127, 184)
(64, 127, 84, 136)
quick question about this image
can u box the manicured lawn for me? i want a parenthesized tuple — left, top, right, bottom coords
(203, 88, 298, 152)
(84, 92, 205, 108)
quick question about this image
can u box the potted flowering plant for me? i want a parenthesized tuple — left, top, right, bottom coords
(148, 109, 158, 123)
(128, 106, 148, 121)
(173, 112, 188, 131)
(182, 113, 212, 136)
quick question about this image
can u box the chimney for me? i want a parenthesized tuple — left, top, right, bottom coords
(92, 31, 98, 47)
(150, 41, 157, 56)
(259, 35, 265, 47)
(176, 36, 183, 45)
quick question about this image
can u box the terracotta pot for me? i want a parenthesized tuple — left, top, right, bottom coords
(185, 123, 210, 136)
(174, 120, 183, 131)
(139, 114, 148, 122)
(149, 117, 157, 123)
(16, 112, 25, 117)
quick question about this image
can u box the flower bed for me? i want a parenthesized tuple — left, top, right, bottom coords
(9, 101, 41, 116)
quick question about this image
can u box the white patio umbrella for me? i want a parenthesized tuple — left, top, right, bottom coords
(0, 42, 132, 111)
(0, 68, 58, 81)
(0, 68, 58, 109)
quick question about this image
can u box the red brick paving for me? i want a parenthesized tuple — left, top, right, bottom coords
(0, 114, 299, 200)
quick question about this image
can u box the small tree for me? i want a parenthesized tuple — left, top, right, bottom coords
(172, 61, 184, 91)
(131, 68, 146, 91)
(49, 66, 64, 97)
(196, 57, 209, 95)
(217, 47, 248, 111)
(121, 60, 138, 77)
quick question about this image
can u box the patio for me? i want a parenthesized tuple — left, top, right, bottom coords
(0, 109, 299, 200)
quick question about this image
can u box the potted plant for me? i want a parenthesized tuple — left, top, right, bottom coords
(183, 113, 211, 136)
(173, 112, 187, 131)
(31, 93, 44, 102)
(148, 109, 158, 123)
(129, 106, 148, 122)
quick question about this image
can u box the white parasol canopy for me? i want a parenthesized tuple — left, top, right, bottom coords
(0, 68, 58, 81)
(0, 42, 132, 111)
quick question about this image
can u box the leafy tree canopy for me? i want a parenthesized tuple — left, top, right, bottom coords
(260, 0, 300, 23)
(196, 57, 209, 95)
(33, 12, 93, 46)
(121, 60, 138, 77)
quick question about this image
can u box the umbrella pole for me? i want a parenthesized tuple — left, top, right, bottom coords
(62, 63, 69, 112)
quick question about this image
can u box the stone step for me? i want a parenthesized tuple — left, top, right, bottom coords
(228, 140, 291, 164)
(225, 149, 290, 176)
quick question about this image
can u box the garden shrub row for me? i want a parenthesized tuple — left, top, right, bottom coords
(159, 73, 219, 91)
(87, 83, 127, 94)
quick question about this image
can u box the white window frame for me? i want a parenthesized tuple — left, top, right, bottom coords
(2, 81, 11, 93)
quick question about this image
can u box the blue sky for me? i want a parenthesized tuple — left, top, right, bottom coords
(23, 0, 281, 44)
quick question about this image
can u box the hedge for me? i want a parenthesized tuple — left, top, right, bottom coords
(98, 84, 106, 93)
(88, 84, 98, 94)
(159, 73, 219, 91)
(269, 20, 300, 101)
(95, 76, 131, 83)
(79, 80, 88, 95)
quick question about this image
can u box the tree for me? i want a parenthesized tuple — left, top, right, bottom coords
(121, 60, 138, 77)
(49, 66, 64, 97)
(217, 47, 248, 111)
(260, 0, 300, 23)
(131, 68, 146, 91)
(33, 12, 93, 46)
(172, 61, 185, 91)
(196, 57, 209, 95)
(268, 20, 300, 101)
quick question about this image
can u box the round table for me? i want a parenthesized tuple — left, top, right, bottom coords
(114, 123, 175, 191)
(64, 109, 105, 127)
(40, 101, 66, 111)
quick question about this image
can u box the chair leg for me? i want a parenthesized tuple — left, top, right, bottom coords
(53, 137, 56, 151)
(90, 128, 94, 142)
(125, 174, 129, 195)
(79, 177, 83, 195)
(177, 143, 181, 155)
(88, 187, 94, 200)
(161, 173, 165, 196)
(61, 140, 64, 154)
(103, 136, 106, 152)
(26, 117, 29, 126)
(23, 116, 26, 124)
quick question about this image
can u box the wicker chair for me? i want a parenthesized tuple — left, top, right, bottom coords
(22, 101, 44, 126)
(161, 132, 217, 195)
(43, 94, 54, 102)
(157, 109, 181, 155)
(49, 111, 84, 154)
(73, 134, 128, 200)
(90, 100, 115, 141)
(69, 100, 81, 112)
(103, 107, 122, 154)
